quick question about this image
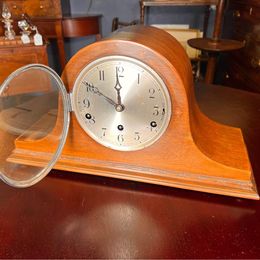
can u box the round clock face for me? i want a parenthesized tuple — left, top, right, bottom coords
(71, 55, 172, 151)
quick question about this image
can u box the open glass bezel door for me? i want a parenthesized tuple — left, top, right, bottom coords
(0, 64, 70, 187)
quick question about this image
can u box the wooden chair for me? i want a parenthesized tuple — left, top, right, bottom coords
(111, 17, 139, 32)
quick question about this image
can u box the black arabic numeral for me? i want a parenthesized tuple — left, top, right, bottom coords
(89, 116, 96, 124)
(134, 132, 141, 141)
(153, 105, 159, 116)
(102, 127, 107, 137)
(117, 134, 124, 143)
(83, 98, 90, 108)
(149, 88, 156, 98)
(85, 114, 96, 124)
(116, 66, 124, 77)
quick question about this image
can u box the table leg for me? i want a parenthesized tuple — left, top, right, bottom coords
(205, 54, 217, 84)
(140, 1, 145, 24)
(55, 20, 66, 70)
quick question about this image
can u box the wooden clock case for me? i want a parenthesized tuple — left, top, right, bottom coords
(11, 26, 258, 199)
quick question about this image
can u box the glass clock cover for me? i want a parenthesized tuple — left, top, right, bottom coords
(0, 64, 70, 187)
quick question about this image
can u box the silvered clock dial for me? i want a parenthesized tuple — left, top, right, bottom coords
(71, 55, 171, 151)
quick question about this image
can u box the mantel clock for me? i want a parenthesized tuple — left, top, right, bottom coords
(0, 25, 258, 199)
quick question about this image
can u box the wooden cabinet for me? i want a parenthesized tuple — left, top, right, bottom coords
(0, 42, 48, 84)
(0, 1, 101, 70)
(0, 0, 62, 18)
(220, 0, 260, 93)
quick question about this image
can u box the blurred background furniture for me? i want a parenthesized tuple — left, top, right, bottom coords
(140, 0, 245, 84)
(0, 0, 101, 70)
(0, 37, 48, 84)
(139, 0, 218, 36)
(32, 14, 101, 69)
(188, 0, 244, 83)
(139, 0, 220, 81)
(218, 0, 260, 93)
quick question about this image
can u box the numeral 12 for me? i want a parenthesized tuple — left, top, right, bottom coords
(99, 70, 105, 81)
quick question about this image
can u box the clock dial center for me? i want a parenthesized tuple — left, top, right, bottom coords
(115, 104, 125, 112)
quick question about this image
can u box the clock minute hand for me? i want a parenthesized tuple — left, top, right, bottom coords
(114, 68, 125, 112)
(98, 90, 118, 107)
(83, 81, 117, 107)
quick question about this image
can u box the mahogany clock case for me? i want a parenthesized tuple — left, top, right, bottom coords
(0, 25, 258, 200)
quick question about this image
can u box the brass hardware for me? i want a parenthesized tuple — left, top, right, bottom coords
(225, 73, 230, 79)
(251, 57, 260, 69)
(233, 10, 241, 18)
(12, 5, 17, 9)
(249, 7, 253, 15)
(40, 5, 44, 9)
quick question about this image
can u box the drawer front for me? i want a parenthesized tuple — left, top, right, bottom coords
(230, 30, 260, 70)
(221, 0, 260, 93)
(243, 34, 260, 69)
(23, 0, 62, 18)
(229, 0, 260, 8)
(32, 20, 59, 38)
(224, 4, 259, 43)
(231, 19, 258, 41)
(223, 57, 260, 93)
(0, 45, 48, 85)
(62, 17, 100, 38)
(1, 0, 61, 18)
(228, 2, 260, 23)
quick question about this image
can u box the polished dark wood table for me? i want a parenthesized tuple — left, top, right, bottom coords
(1, 83, 260, 258)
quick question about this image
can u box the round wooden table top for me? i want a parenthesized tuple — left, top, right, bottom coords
(188, 38, 245, 52)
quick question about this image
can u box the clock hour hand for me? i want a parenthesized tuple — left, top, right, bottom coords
(83, 81, 117, 107)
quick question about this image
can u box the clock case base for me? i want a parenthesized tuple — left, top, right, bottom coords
(9, 148, 258, 200)
(9, 26, 259, 200)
